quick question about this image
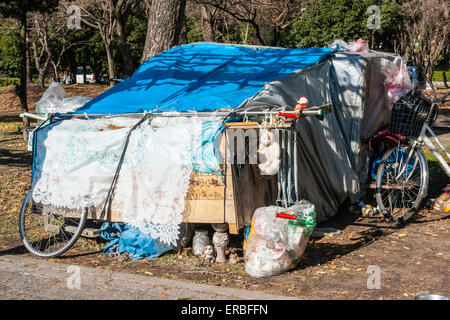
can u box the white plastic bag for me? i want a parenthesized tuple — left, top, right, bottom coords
(382, 57, 414, 108)
(243, 201, 316, 277)
(328, 38, 369, 52)
(35, 82, 67, 114)
(347, 38, 369, 52)
(60, 96, 92, 113)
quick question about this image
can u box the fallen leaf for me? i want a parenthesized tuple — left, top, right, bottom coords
(145, 271, 153, 276)
(161, 294, 168, 299)
(316, 270, 326, 274)
(287, 287, 295, 292)
(397, 234, 407, 238)
(356, 268, 364, 272)
(424, 232, 438, 237)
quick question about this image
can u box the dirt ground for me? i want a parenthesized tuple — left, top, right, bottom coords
(0, 84, 108, 115)
(0, 88, 449, 300)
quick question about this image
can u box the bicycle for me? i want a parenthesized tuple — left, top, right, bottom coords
(375, 89, 450, 224)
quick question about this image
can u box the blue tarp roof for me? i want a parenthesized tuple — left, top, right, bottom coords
(76, 43, 334, 114)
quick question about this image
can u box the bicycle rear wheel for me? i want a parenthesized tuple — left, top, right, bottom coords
(375, 146, 428, 224)
(19, 191, 87, 258)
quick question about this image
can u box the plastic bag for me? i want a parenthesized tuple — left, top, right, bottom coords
(347, 38, 369, 52)
(100, 222, 171, 260)
(382, 57, 414, 109)
(243, 201, 316, 277)
(328, 38, 369, 52)
(328, 39, 349, 51)
(60, 96, 92, 113)
(35, 81, 67, 114)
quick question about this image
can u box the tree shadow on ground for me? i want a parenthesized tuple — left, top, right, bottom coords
(0, 148, 32, 167)
(0, 237, 103, 259)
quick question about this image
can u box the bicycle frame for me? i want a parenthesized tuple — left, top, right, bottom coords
(419, 123, 450, 176)
(394, 122, 450, 181)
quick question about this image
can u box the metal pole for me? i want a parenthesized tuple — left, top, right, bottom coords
(293, 131, 299, 203)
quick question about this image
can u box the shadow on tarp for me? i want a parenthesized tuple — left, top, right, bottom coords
(75, 44, 334, 114)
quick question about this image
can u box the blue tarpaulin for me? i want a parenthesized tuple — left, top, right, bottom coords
(100, 222, 172, 259)
(76, 43, 334, 114)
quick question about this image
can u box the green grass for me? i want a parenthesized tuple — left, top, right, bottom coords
(432, 65, 450, 82)
(0, 77, 19, 87)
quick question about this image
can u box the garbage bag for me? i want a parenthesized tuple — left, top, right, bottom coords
(328, 38, 369, 52)
(382, 57, 414, 108)
(35, 81, 67, 114)
(60, 96, 92, 113)
(243, 201, 316, 277)
(100, 222, 172, 260)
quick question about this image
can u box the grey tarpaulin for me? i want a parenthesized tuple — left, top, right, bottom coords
(237, 51, 396, 223)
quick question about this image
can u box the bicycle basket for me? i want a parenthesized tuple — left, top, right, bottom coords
(389, 91, 437, 138)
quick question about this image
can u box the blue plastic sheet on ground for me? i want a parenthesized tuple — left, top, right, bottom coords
(100, 222, 172, 259)
(76, 43, 334, 114)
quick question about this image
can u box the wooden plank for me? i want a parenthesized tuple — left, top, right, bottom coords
(182, 199, 236, 224)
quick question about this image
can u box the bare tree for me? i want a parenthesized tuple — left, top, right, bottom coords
(141, 0, 187, 62)
(28, 12, 56, 89)
(195, 0, 308, 46)
(68, 0, 118, 86)
(402, 0, 449, 91)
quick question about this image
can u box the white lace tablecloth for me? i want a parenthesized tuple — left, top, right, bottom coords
(32, 116, 205, 246)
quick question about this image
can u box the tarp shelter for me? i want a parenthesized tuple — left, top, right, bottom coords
(33, 43, 396, 243)
(76, 43, 334, 114)
(74, 43, 393, 223)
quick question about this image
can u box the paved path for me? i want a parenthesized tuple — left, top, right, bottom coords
(0, 255, 296, 300)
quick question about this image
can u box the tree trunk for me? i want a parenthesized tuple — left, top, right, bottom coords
(201, 5, 215, 42)
(116, 13, 134, 77)
(179, 9, 188, 45)
(25, 30, 32, 84)
(17, 12, 29, 140)
(141, 0, 187, 62)
(52, 62, 59, 83)
(38, 71, 45, 89)
(105, 43, 117, 87)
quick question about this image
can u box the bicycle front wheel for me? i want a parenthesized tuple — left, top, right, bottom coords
(19, 191, 87, 258)
(375, 146, 428, 224)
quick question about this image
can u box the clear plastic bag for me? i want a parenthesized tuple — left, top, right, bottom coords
(243, 201, 316, 277)
(35, 82, 67, 114)
(328, 38, 369, 52)
(382, 57, 414, 108)
(347, 38, 369, 52)
(60, 96, 92, 113)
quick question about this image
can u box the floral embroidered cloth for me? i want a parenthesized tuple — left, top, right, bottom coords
(32, 116, 213, 247)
